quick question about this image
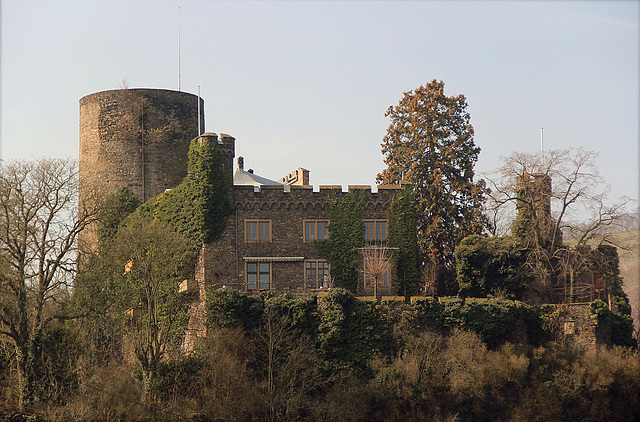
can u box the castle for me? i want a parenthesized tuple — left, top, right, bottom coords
(79, 88, 404, 347)
(79, 88, 626, 349)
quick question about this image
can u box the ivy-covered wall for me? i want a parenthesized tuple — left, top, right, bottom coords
(133, 136, 233, 244)
(455, 235, 529, 299)
(386, 185, 420, 297)
(315, 190, 366, 292)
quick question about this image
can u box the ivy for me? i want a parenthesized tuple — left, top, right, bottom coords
(317, 288, 393, 372)
(96, 187, 139, 247)
(206, 289, 266, 332)
(134, 137, 233, 244)
(386, 185, 420, 298)
(205, 288, 393, 373)
(410, 297, 519, 348)
(455, 235, 529, 299)
(590, 299, 636, 348)
(315, 190, 365, 292)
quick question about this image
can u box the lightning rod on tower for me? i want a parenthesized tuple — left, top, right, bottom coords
(178, 6, 181, 91)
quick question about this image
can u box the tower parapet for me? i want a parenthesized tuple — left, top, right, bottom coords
(79, 88, 204, 204)
(79, 88, 204, 252)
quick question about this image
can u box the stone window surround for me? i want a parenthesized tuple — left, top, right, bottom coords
(364, 219, 388, 242)
(303, 220, 329, 242)
(305, 259, 330, 289)
(246, 261, 271, 290)
(245, 219, 272, 243)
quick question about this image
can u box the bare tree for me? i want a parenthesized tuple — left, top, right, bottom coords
(252, 306, 326, 422)
(420, 261, 439, 296)
(360, 246, 395, 299)
(485, 148, 633, 302)
(0, 158, 97, 407)
(103, 214, 196, 401)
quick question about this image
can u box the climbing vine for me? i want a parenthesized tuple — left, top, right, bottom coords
(135, 137, 233, 244)
(97, 186, 140, 247)
(316, 190, 365, 292)
(386, 185, 420, 298)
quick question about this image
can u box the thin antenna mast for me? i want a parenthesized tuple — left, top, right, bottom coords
(178, 6, 181, 91)
(197, 85, 201, 136)
(540, 127, 544, 169)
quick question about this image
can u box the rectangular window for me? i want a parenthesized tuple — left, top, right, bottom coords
(364, 220, 387, 241)
(304, 220, 329, 241)
(305, 260, 330, 288)
(245, 220, 271, 242)
(365, 268, 390, 287)
(247, 262, 270, 290)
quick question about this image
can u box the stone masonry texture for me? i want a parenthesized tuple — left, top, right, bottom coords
(79, 88, 204, 250)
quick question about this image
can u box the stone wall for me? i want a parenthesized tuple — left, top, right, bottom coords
(554, 303, 602, 347)
(79, 88, 204, 251)
(203, 184, 401, 294)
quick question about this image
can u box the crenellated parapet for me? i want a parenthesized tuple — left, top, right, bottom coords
(231, 183, 399, 214)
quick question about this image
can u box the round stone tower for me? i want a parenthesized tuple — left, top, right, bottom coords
(79, 88, 205, 204)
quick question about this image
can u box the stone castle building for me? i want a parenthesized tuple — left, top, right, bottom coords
(79, 88, 623, 349)
(79, 88, 402, 348)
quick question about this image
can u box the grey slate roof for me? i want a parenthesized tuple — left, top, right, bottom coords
(233, 168, 283, 186)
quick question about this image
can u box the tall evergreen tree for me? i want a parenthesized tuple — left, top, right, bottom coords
(377, 80, 488, 273)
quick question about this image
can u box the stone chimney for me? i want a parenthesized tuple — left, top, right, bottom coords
(279, 167, 310, 186)
(238, 156, 244, 170)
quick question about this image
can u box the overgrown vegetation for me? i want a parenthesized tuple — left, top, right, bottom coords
(135, 137, 233, 244)
(5, 290, 638, 421)
(315, 190, 365, 292)
(96, 186, 139, 247)
(455, 234, 529, 299)
(386, 185, 420, 298)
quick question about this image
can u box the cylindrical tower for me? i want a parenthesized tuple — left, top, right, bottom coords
(79, 88, 205, 204)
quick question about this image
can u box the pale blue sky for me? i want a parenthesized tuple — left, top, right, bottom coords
(1, 1, 638, 204)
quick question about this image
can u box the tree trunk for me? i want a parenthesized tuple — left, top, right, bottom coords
(15, 338, 38, 409)
(142, 367, 155, 402)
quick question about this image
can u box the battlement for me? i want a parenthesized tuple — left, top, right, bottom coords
(232, 183, 397, 213)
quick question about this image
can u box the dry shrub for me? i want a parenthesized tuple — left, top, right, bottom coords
(191, 327, 261, 421)
(47, 362, 147, 421)
(310, 373, 370, 422)
(510, 343, 640, 421)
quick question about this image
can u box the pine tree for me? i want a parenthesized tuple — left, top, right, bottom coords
(377, 80, 488, 274)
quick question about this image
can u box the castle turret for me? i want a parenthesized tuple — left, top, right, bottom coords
(79, 88, 204, 204)
(79, 88, 204, 251)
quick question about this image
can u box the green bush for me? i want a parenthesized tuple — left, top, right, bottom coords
(409, 297, 519, 348)
(590, 299, 636, 348)
(455, 235, 529, 299)
(206, 289, 265, 332)
(318, 288, 394, 372)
